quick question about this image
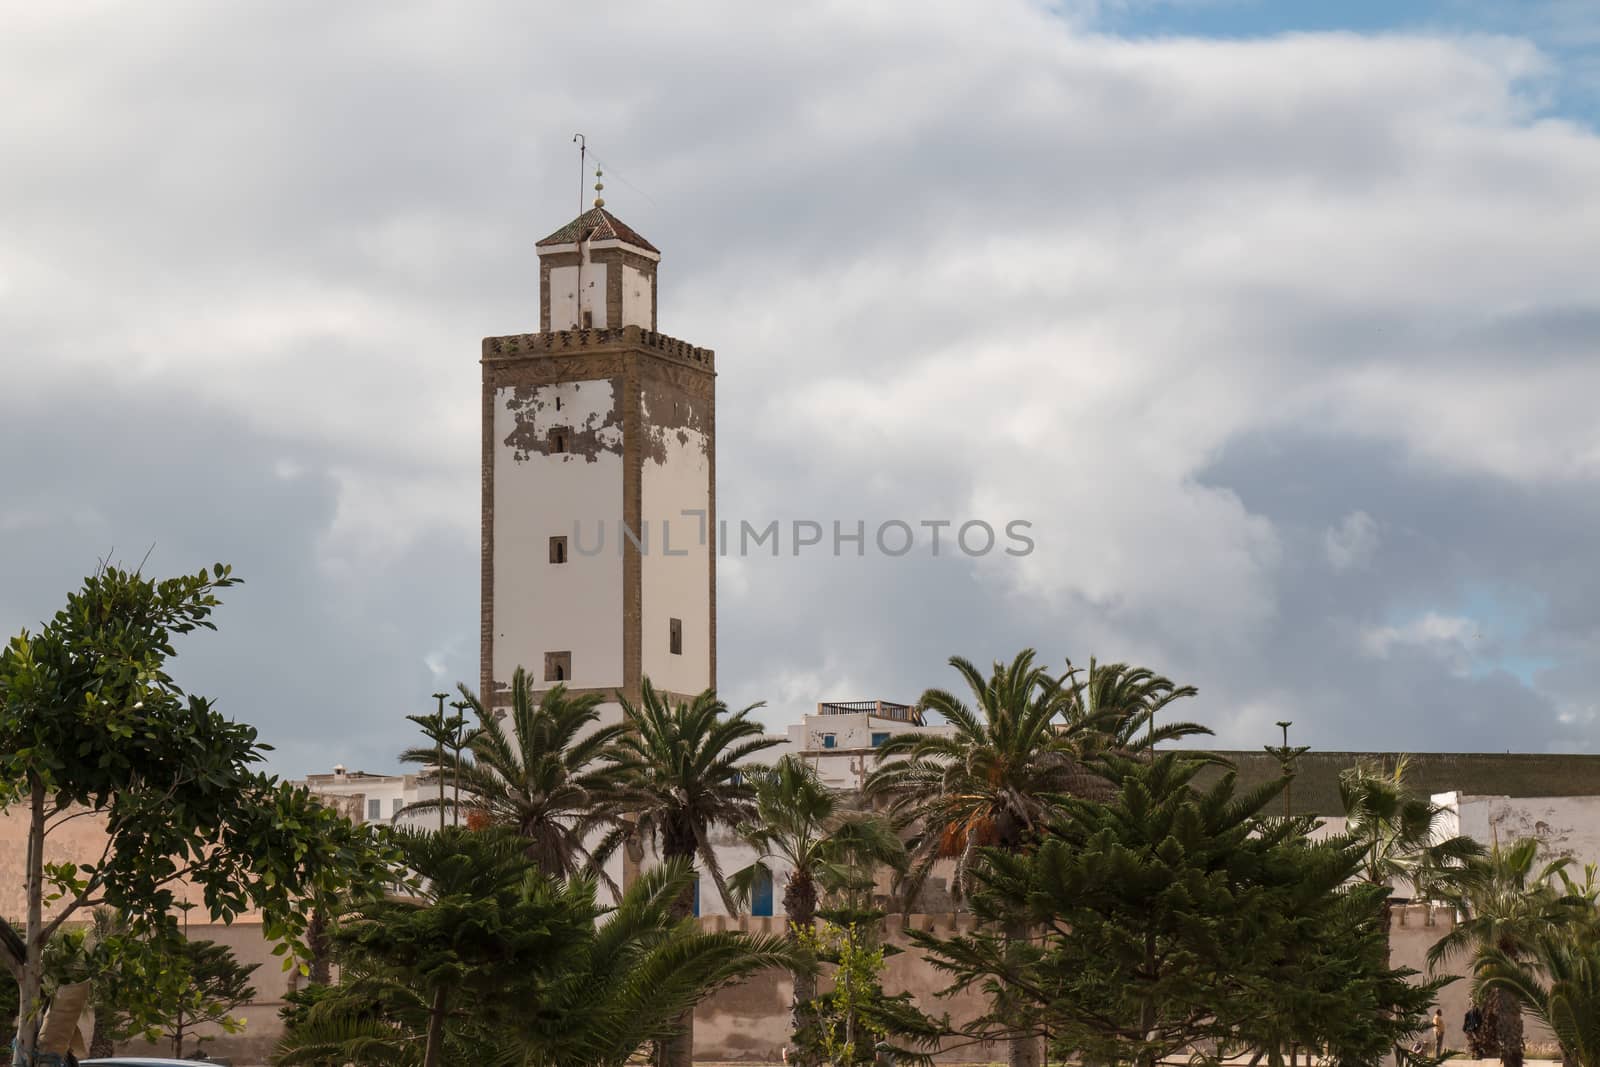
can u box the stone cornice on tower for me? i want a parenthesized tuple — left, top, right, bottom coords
(483, 325, 715, 373)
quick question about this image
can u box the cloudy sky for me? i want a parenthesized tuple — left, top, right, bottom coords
(4, 1, 1598, 775)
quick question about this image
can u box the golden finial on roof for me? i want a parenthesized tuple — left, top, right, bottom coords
(593, 167, 605, 209)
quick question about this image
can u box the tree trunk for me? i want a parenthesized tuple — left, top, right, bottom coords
(423, 985, 448, 1067)
(307, 906, 331, 985)
(15, 776, 47, 1066)
(1495, 985, 1523, 1067)
(656, 832, 697, 1067)
(786, 867, 819, 1065)
(1004, 917, 1042, 1067)
(89, 1003, 115, 1058)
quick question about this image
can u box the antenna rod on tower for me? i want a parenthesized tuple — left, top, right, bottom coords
(572, 133, 586, 216)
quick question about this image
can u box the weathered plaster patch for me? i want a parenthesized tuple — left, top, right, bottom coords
(501, 378, 623, 463)
(639, 381, 710, 465)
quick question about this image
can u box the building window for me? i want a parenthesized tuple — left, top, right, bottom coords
(871, 732, 891, 747)
(549, 536, 568, 564)
(554, 396, 563, 412)
(392, 797, 404, 816)
(544, 651, 572, 683)
(550, 429, 568, 454)
(669, 617, 682, 655)
(821, 733, 836, 749)
(367, 798, 381, 821)
(581, 309, 593, 329)
(752, 866, 774, 918)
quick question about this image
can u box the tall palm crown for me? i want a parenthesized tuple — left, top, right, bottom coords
(730, 755, 906, 926)
(610, 679, 780, 912)
(1338, 757, 1483, 905)
(1061, 658, 1206, 757)
(401, 667, 630, 882)
(865, 649, 1206, 904)
(1430, 837, 1577, 1067)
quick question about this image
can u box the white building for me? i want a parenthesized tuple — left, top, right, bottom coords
(764, 700, 954, 791)
(296, 766, 438, 830)
(1433, 791, 1600, 874)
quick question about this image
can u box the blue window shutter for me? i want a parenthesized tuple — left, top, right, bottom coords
(693, 877, 701, 917)
(753, 868, 774, 917)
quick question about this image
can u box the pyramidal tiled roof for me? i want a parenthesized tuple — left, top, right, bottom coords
(536, 206, 659, 254)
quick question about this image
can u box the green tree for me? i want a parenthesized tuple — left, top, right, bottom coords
(866, 650, 1207, 1067)
(610, 679, 779, 1067)
(1476, 929, 1600, 1067)
(404, 693, 464, 833)
(1340, 758, 1483, 926)
(794, 919, 942, 1067)
(915, 753, 1440, 1067)
(331, 825, 571, 1067)
(1060, 657, 1205, 760)
(728, 756, 906, 1060)
(402, 668, 630, 883)
(1430, 837, 1577, 1067)
(0, 564, 394, 1064)
(159, 938, 259, 1058)
(276, 857, 790, 1067)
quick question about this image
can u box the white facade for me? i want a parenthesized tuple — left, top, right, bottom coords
(547, 261, 607, 331)
(493, 378, 625, 694)
(639, 385, 712, 695)
(297, 767, 440, 830)
(621, 263, 651, 328)
(1434, 791, 1600, 874)
(764, 706, 954, 791)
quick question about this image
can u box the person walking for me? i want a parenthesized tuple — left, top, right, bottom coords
(1433, 1008, 1446, 1057)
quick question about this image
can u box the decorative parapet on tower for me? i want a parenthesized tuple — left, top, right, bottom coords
(482, 326, 714, 370)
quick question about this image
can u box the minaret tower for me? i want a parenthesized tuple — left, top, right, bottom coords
(480, 185, 715, 726)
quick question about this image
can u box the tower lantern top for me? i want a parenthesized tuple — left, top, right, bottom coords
(536, 205, 660, 332)
(535, 206, 659, 257)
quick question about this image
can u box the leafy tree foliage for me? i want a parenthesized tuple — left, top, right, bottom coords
(275, 831, 790, 1067)
(793, 919, 942, 1067)
(915, 753, 1441, 1067)
(0, 565, 394, 1062)
(401, 668, 630, 883)
(1477, 927, 1600, 1067)
(609, 680, 779, 1067)
(1432, 838, 1585, 1067)
(611, 680, 779, 912)
(729, 755, 905, 1059)
(1339, 757, 1484, 917)
(867, 650, 1207, 1067)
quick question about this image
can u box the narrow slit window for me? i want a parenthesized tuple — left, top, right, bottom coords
(581, 309, 593, 329)
(669, 617, 683, 655)
(544, 651, 571, 683)
(550, 429, 567, 454)
(549, 536, 568, 564)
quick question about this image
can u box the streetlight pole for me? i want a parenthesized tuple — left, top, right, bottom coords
(432, 692, 448, 833)
(449, 699, 471, 826)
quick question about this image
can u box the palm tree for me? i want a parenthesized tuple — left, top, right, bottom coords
(866, 650, 1206, 906)
(1430, 837, 1576, 1067)
(401, 667, 631, 884)
(1339, 758, 1483, 932)
(505, 862, 793, 1067)
(275, 862, 791, 1067)
(865, 649, 1205, 1067)
(609, 679, 780, 1067)
(1060, 657, 1206, 758)
(1476, 929, 1600, 1067)
(728, 755, 907, 1059)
